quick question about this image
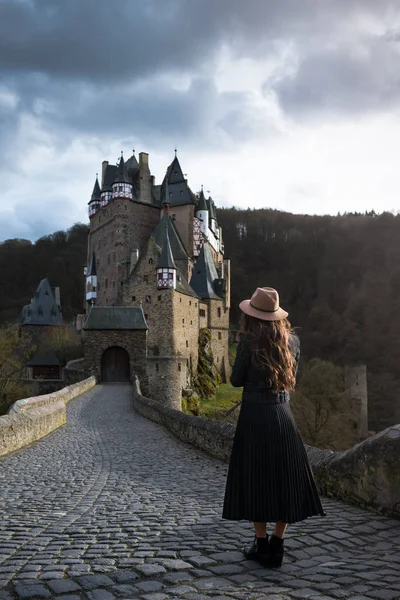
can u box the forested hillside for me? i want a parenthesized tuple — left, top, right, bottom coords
(0, 223, 88, 324)
(0, 210, 399, 429)
(218, 208, 400, 429)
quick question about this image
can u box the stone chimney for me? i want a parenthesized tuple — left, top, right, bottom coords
(101, 161, 108, 187)
(139, 152, 151, 203)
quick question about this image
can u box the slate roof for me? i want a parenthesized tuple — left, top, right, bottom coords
(175, 268, 198, 298)
(189, 243, 222, 300)
(114, 155, 131, 184)
(27, 349, 61, 366)
(159, 156, 196, 207)
(83, 306, 148, 330)
(19, 279, 63, 326)
(90, 177, 101, 201)
(101, 165, 117, 192)
(153, 214, 190, 261)
(197, 189, 208, 211)
(157, 228, 176, 269)
(207, 198, 217, 221)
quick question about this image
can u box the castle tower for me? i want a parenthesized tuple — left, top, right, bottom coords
(157, 228, 176, 290)
(88, 176, 101, 218)
(112, 154, 133, 200)
(196, 187, 209, 236)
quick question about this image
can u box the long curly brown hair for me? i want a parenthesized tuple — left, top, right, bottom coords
(240, 314, 296, 392)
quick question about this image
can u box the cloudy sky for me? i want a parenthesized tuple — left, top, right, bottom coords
(1, 0, 400, 242)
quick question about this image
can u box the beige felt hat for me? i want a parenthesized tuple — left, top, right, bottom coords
(239, 287, 288, 321)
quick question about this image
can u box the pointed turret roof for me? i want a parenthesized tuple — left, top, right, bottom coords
(153, 213, 190, 261)
(101, 164, 117, 192)
(197, 188, 208, 211)
(207, 197, 217, 221)
(88, 251, 97, 276)
(89, 177, 101, 204)
(157, 227, 176, 270)
(19, 278, 64, 326)
(160, 155, 195, 207)
(114, 154, 131, 184)
(189, 243, 222, 300)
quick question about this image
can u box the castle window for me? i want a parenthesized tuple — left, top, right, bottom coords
(180, 298, 182, 303)
(146, 295, 151, 303)
(121, 281, 124, 287)
(158, 295, 161, 301)
(98, 282, 101, 291)
(156, 363, 159, 372)
(132, 296, 136, 301)
(190, 320, 192, 325)
(106, 297, 108, 304)
(180, 191, 183, 196)
(217, 356, 219, 362)
(144, 313, 149, 320)
(169, 192, 172, 198)
(218, 332, 222, 340)
(143, 275, 148, 283)
(189, 300, 192, 306)
(199, 309, 206, 318)
(182, 318, 184, 324)
(178, 363, 181, 372)
(217, 307, 221, 317)
(149, 258, 153, 265)
(195, 302, 197, 308)
(105, 278, 108, 288)
(186, 341, 188, 348)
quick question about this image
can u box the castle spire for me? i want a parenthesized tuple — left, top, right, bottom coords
(112, 154, 133, 200)
(157, 226, 176, 290)
(88, 175, 101, 218)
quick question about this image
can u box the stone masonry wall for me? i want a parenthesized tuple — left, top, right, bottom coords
(172, 292, 199, 374)
(0, 377, 96, 458)
(147, 357, 186, 411)
(207, 298, 230, 382)
(89, 199, 159, 306)
(169, 204, 195, 258)
(83, 330, 147, 389)
(122, 239, 175, 357)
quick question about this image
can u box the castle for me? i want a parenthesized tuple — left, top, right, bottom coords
(82, 151, 231, 408)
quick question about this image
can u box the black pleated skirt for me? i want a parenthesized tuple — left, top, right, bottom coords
(222, 389, 325, 523)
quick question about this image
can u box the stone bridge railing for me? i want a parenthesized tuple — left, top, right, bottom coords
(132, 379, 400, 519)
(0, 377, 96, 457)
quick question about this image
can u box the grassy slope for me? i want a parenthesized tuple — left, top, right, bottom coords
(196, 341, 242, 423)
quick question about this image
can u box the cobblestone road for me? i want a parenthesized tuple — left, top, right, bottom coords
(1, 385, 399, 600)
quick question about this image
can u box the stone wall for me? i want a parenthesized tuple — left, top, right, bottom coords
(172, 292, 199, 374)
(132, 379, 400, 518)
(133, 378, 235, 460)
(0, 377, 96, 458)
(83, 330, 147, 388)
(207, 299, 230, 382)
(147, 357, 186, 411)
(89, 198, 159, 305)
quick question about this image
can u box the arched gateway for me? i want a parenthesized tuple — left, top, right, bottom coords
(101, 346, 130, 383)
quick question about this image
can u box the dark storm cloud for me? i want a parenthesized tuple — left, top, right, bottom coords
(273, 34, 400, 116)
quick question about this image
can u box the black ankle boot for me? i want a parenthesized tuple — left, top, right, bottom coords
(266, 534, 284, 568)
(243, 536, 269, 563)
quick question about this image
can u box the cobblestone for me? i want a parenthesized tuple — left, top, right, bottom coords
(0, 384, 399, 600)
